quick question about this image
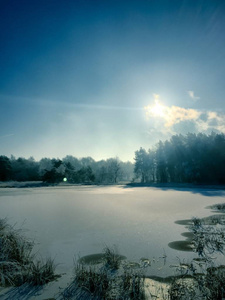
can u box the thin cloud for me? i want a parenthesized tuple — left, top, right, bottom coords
(0, 94, 143, 111)
(202, 111, 225, 133)
(164, 106, 200, 127)
(38, 99, 143, 111)
(145, 98, 200, 128)
(0, 133, 14, 139)
(145, 95, 225, 135)
(187, 90, 200, 101)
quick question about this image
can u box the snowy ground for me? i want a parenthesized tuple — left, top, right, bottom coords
(0, 185, 225, 299)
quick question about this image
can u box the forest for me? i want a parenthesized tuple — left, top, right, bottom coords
(0, 155, 133, 184)
(134, 132, 225, 184)
(1, 132, 225, 185)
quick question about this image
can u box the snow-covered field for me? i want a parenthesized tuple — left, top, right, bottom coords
(0, 185, 225, 299)
(1, 185, 225, 274)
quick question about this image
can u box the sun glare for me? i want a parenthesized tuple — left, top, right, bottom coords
(150, 101, 166, 117)
(145, 95, 202, 129)
(145, 99, 166, 118)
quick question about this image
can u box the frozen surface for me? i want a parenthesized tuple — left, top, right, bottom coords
(0, 185, 225, 277)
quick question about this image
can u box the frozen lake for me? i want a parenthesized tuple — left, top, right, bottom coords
(0, 185, 225, 277)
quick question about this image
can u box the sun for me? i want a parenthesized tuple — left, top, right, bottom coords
(145, 99, 166, 118)
(150, 100, 166, 117)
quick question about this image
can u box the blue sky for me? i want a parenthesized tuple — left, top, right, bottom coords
(1, 0, 225, 161)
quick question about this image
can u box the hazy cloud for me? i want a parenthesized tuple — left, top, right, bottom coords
(164, 106, 200, 127)
(187, 90, 200, 101)
(145, 96, 225, 136)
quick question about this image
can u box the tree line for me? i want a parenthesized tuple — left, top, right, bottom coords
(1, 132, 225, 185)
(0, 155, 133, 184)
(134, 132, 225, 184)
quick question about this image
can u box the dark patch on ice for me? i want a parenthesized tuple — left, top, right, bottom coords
(78, 253, 126, 265)
(175, 219, 193, 226)
(181, 232, 194, 239)
(168, 240, 193, 252)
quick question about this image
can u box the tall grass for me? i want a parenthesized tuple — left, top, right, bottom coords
(27, 258, 56, 285)
(65, 247, 146, 300)
(75, 263, 112, 299)
(169, 215, 225, 300)
(0, 218, 56, 286)
(103, 246, 121, 270)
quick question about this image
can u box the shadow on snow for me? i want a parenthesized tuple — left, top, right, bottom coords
(123, 183, 225, 197)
